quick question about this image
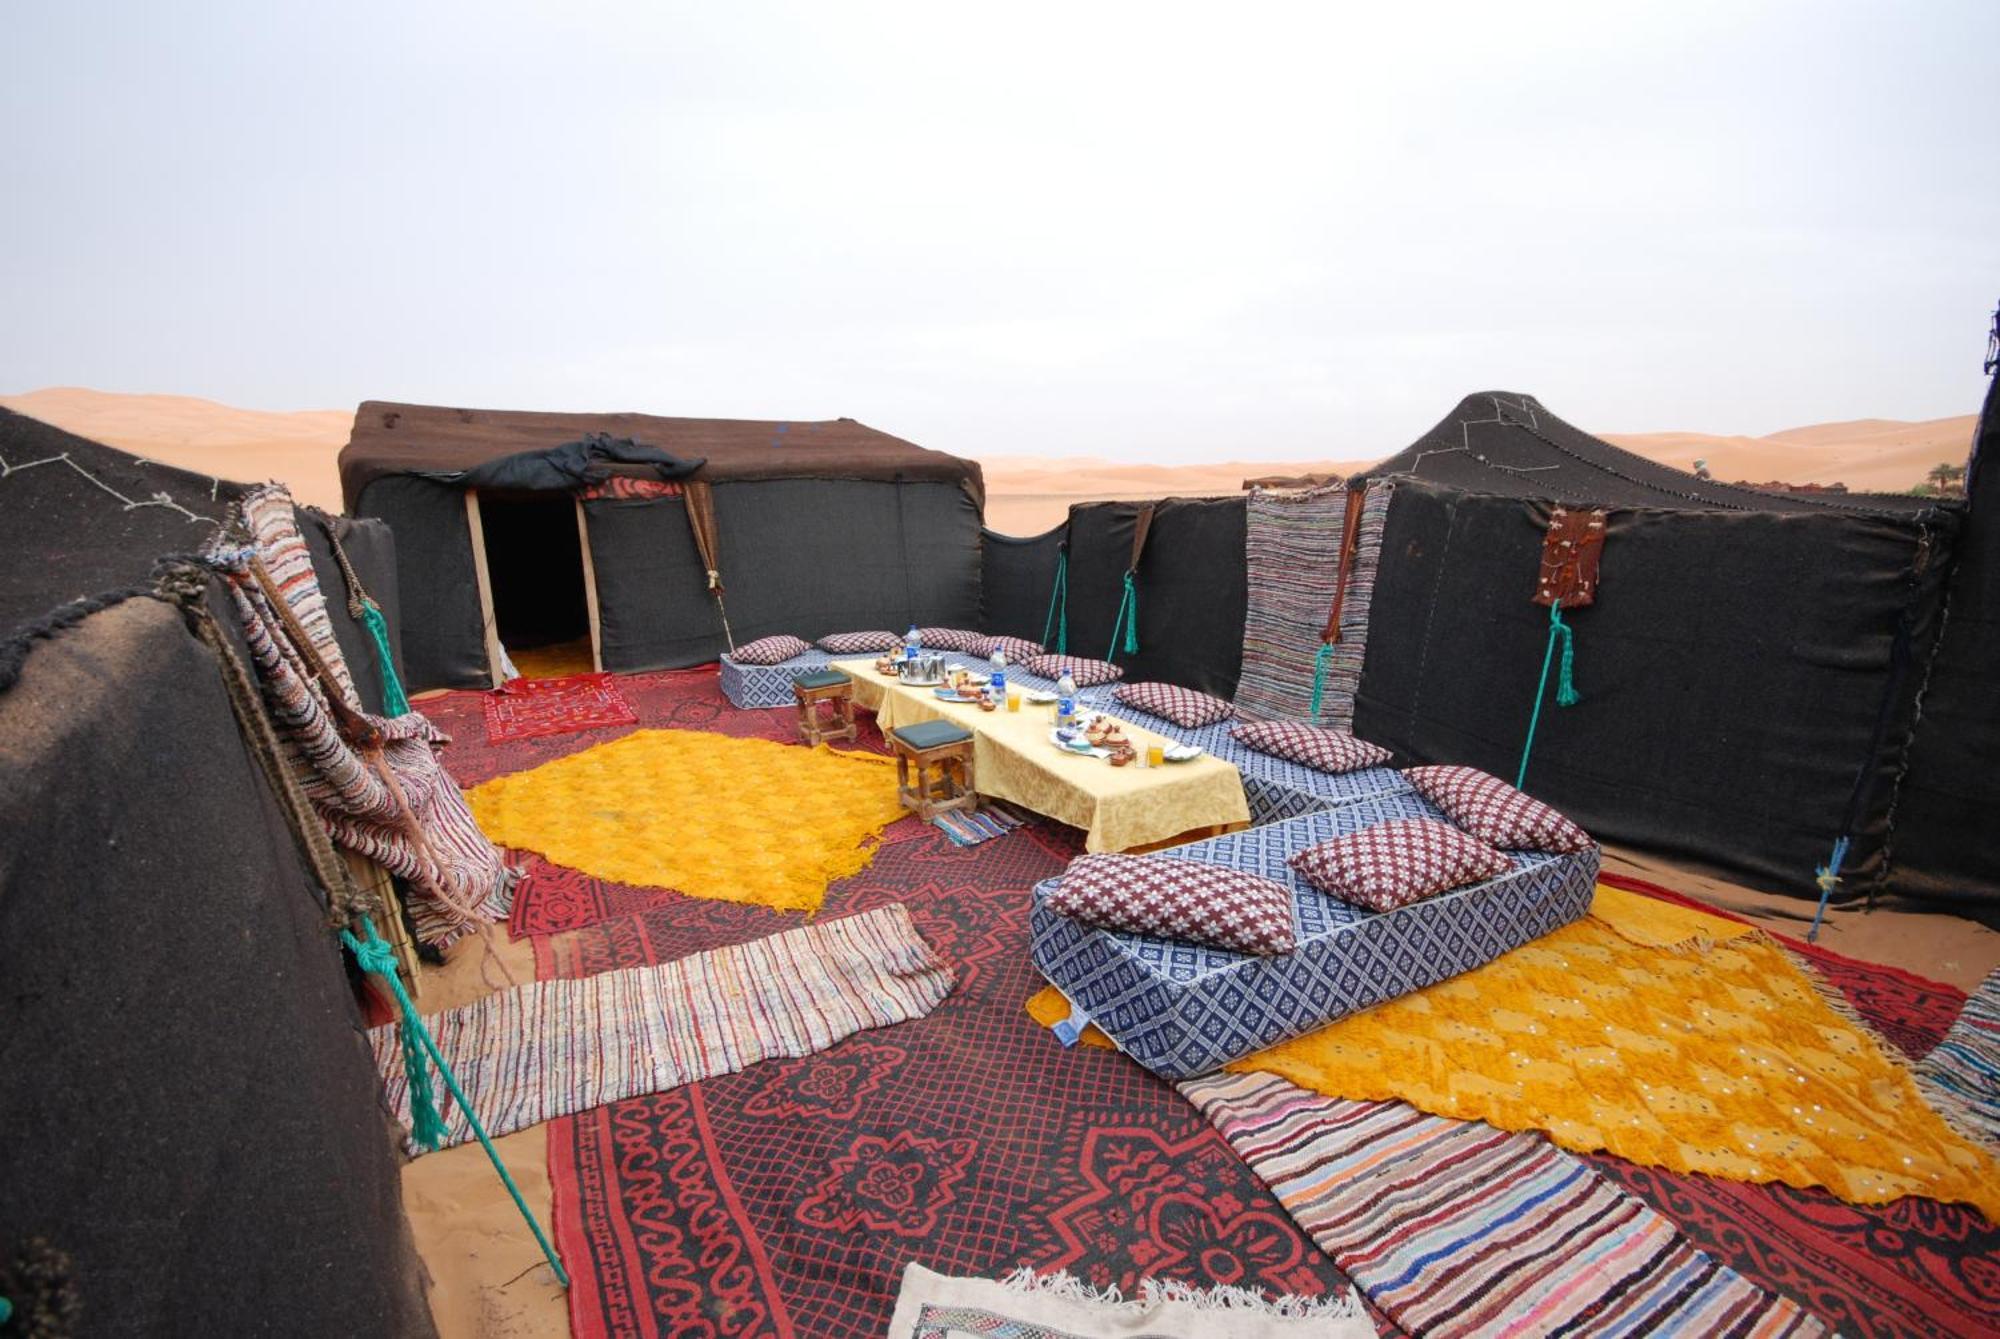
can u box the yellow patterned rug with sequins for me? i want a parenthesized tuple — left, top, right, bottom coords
(1029, 884, 2000, 1218)
(465, 729, 905, 913)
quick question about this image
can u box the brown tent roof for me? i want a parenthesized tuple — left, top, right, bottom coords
(337, 400, 983, 511)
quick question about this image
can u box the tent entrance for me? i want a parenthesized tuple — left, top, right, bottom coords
(464, 490, 601, 685)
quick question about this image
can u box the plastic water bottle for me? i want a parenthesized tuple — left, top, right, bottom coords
(904, 625, 921, 663)
(1057, 669, 1077, 726)
(989, 647, 1008, 699)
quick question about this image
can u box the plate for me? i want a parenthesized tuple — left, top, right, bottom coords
(934, 688, 981, 702)
(1049, 728, 1110, 758)
(1162, 743, 1205, 763)
(1024, 690, 1059, 705)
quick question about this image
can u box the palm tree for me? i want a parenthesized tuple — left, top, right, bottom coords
(1926, 462, 1966, 495)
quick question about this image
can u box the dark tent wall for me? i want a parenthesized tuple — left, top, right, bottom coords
(1060, 497, 1249, 697)
(354, 476, 487, 690)
(587, 478, 982, 671)
(981, 524, 1067, 646)
(1353, 473, 1958, 900)
(1881, 359, 2000, 907)
(0, 608, 435, 1336)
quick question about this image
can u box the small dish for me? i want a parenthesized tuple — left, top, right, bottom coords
(1162, 743, 1205, 763)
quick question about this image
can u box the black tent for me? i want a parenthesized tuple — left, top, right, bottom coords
(1348, 392, 1965, 903)
(341, 401, 985, 691)
(0, 408, 434, 1335)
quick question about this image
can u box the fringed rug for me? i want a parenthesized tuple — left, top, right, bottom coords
(1184, 1071, 1826, 1337)
(370, 903, 950, 1152)
(466, 729, 906, 913)
(1235, 482, 1390, 728)
(536, 826, 1367, 1339)
(483, 671, 638, 744)
(1917, 966, 2000, 1152)
(933, 801, 1030, 847)
(887, 1263, 1371, 1338)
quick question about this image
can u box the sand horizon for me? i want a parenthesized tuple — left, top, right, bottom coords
(1, 386, 1975, 536)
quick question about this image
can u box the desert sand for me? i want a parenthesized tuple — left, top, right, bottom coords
(1, 387, 1976, 535)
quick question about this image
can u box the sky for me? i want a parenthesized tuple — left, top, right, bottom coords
(3, 1, 1997, 461)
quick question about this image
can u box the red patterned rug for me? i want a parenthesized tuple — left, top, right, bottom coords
(481, 672, 640, 745)
(1595, 874, 1998, 1338)
(534, 825, 1374, 1339)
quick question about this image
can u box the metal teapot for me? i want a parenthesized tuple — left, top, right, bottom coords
(898, 652, 947, 684)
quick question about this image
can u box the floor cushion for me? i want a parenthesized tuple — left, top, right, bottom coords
(1403, 765, 1594, 853)
(1288, 817, 1511, 912)
(1046, 853, 1296, 956)
(1023, 653, 1125, 688)
(731, 634, 814, 666)
(818, 630, 903, 655)
(972, 634, 1046, 664)
(1232, 721, 1392, 774)
(915, 627, 983, 652)
(1116, 682, 1234, 729)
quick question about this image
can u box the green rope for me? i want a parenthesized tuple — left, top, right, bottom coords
(1041, 550, 1069, 654)
(0, 1295, 11, 1324)
(342, 917, 570, 1289)
(361, 597, 411, 716)
(1105, 572, 1140, 660)
(1516, 600, 1581, 788)
(1309, 641, 1335, 719)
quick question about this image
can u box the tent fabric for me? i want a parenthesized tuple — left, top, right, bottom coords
(339, 400, 984, 510)
(356, 475, 489, 691)
(1355, 391, 1938, 517)
(1884, 365, 2000, 906)
(0, 597, 436, 1338)
(980, 524, 1066, 647)
(1352, 477, 1955, 897)
(1061, 497, 1248, 698)
(453, 432, 704, 493)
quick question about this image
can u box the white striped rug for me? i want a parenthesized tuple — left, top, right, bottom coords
(369, 903, 953, 1152)
(1917, 965, 2000, 1152)
(1182, 1071, 1829, 1338)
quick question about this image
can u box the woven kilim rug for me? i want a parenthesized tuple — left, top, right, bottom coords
(1184, 1072, 1827, 1337)
(933, 802, 1030, 847)
(483, 671, 638, 744)
(1917, 966, 2000, 1152)
(533, 826, 1372, 1339)
(1234, 482, 1390, 728)
(370, 903, 950, 1152)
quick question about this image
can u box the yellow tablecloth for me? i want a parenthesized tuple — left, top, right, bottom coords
(837, 660, 1251, 852)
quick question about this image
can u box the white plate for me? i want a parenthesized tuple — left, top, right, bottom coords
(1162, 743, 1205, 763)
(1024, 689, 1059, 705)
(1048, 728, 1110, 758)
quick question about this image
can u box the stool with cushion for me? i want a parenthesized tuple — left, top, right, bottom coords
(793, 668, 857, 746)
(889, 719, 977, 820)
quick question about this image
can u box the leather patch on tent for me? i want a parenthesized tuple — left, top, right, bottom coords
(1534, 506, 1606, 608)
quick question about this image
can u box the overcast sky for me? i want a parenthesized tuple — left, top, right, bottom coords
(4, 2, 1996, 460)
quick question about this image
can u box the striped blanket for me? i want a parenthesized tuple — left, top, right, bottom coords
(1917, 965, 2000, 1151)
(1182, 1072, 1828, 1338)
(1235, 483, 1391, 729)
(370, 903, 953, 1152)
(213, 485, 515, 948)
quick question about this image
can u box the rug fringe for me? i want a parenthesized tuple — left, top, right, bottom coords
(996, 1267, 1365, 1321)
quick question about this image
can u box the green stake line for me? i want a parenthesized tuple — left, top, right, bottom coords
(1516, 601, 1564, 789)
(1042, 550, 1069, 655)
(343, 919, 570, 1289)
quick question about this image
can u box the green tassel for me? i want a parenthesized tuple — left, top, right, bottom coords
(342, 921, 446, 1149)
(1309, 641, 1334, 719)
(361, 597, 411, 716)
(1119, 573, 1140, 655)
(1552, 604, 1580, 707)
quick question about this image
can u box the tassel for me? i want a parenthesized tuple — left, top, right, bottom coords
(1119, 572, 1140, 655)
(343, 920, 446, 1148)
(1552, 604, 1580, 707)
(1309, 640, 1334, 719)
(360, 598, 411, 716)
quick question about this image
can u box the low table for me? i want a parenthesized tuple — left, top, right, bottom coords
(835, 658, 1251, 853)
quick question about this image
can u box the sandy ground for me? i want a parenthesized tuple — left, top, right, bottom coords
(1, 387, 1976, 536)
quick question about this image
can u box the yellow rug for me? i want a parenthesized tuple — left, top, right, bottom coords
(1028, 884, 2000, 1218)
(465, 729, 904, 913)
(508, 639, 597, 680)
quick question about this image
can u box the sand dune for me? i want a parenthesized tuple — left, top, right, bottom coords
(0, 387, 1975, 534)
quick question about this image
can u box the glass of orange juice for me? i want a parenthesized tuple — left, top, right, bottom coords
(1146, 743, 1165, 768)
(1006, 691, 1021, 712)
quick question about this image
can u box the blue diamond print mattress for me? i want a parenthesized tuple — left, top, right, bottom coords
(718, 649, 837, 708)
(1029, 792, 1598, 1079)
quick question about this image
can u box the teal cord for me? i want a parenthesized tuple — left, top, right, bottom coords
(1516, 600, 1574, 788)
(1105, 572, 1140, 660)
(343, 917, 570, 1289)
(1309, 641, 1335, 719)
(1042, 551, 1069, 655)
(1552, 604, 1580, 707)
(361, 597, 411, 716)
(0, 1295, 12, 1324)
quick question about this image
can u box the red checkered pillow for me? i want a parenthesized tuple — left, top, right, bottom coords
(817, 630, 903, 655)
(731, 634, 813, 665)
(1403, 765, 1595, 853)
(1022, 653, 1124, 687)
(1288, 818, 1512, 912)
(971, 634, 1045, 663)
(1230, 721, 1392, 774)
(915, 627, 983, 652)
(1116, 681, 1234, 728)
(1046, 854, 1297, 956)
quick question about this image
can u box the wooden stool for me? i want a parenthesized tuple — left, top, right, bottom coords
(889, 719, 978, 820)
(793, 669, 857, 746)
